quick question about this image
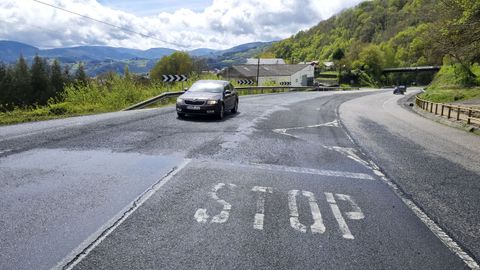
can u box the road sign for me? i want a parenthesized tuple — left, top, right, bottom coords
(162, 74, 188, 82)
(280, 82, 291, 86)
(237, 79, 254, 85)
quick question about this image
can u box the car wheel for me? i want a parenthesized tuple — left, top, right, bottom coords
(231, 99, 238, 113)
(217, 104, 224, 120)
(177, 112, 185, 118)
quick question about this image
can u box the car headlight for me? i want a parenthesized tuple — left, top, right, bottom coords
(206, 100, 218, 105)
(176, 98, 184, 104)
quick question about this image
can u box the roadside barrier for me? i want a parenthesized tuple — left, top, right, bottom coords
(124, 86, 358, 111)
(415, 96, 480, 126)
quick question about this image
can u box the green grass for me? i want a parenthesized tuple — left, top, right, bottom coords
(0, 72, 303, 126)
(420, 64, 480, 103)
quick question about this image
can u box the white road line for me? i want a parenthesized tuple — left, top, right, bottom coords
(325, 192, 354, 240)
(323, 146, 371, 168)
(54, 158, 192, 270)
(247, 162, 375, 181)
(336, 110, 480, 269)
(272, 120, 339, 137)
(252, 186, 273, 230)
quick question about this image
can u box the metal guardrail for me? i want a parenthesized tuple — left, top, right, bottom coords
(124, 91, 183, 111)
(415, 96, 480, 126)
(124, 86, 358, 111)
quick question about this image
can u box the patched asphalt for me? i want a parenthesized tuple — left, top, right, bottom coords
(0, 90, 473, 269)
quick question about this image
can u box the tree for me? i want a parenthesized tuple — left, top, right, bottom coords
(331, 48, 345, 61)
(30, 55, 50, 105)
(75, 63, 88, 85)
(50, 59, 64, 98)
(431, 0, 480, 85)
(150, 51, 193, 81)
(353, 44, 386, 81)
(13, 55, 32, 106)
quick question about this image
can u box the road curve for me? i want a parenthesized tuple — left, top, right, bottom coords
(0, 90, 476, 270)
(340, 89, 480, 262)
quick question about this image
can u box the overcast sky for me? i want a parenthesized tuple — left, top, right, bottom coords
(0, 0, 365, 50)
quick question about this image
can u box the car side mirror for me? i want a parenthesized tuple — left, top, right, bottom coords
(225, 90, 232, 95)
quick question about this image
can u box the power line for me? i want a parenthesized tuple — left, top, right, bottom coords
(30, 0, 187, 48)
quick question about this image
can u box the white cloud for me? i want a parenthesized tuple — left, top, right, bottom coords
(0, 0, 365, 50)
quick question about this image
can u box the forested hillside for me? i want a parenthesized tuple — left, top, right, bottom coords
(268, 0, 480, 87)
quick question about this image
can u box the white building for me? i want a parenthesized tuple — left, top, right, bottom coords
(223, 64, 314, 87)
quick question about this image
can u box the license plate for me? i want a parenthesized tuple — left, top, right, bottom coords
(187, 105, 201, 110)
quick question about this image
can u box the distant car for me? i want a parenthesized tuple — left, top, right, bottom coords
(176, 80, 238, 119)
(393, 85, 407, 95)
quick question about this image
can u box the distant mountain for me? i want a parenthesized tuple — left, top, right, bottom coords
(0, 40, 273, 75)
(189, 48, 218, 57)
(0, 40, 39, 62)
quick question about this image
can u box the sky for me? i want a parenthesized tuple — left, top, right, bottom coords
(0, 0, 365, 50)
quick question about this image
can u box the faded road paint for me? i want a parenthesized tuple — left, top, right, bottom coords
(252, 186, 273, 230)
(326, 192, 354, 240)
(194, 183, 237, 224)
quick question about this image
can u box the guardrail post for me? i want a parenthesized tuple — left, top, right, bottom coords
(457, 106, 461, 121)
(430, 102, 433, 113)
(435, 104, 438, 115)
(468, 109, 472, 125)
(448, 106, 451, 119)
(441, 105, 444, 116)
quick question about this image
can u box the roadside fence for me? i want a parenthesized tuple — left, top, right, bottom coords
(415, 96, 480, 126)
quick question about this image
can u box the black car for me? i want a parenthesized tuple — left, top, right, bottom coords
(176, 80, 239, 119)
(393, 85, 407, 95)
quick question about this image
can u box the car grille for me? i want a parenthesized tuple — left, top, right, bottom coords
(184, 99, 206, 105)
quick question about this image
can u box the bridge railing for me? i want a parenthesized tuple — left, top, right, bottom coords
(124, 86, 358, 111)
(415, 96, 480, 126)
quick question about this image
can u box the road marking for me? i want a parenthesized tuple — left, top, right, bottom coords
(272, 120, 339, 137)
(288, 190, 307, 233)
(194, 183, 237, 224)
(323, 146, 371, 168)
(55, 158, 192, 270)
(252, 186, 273, 230)
(336, 194, 364, 220)
(288, 190, 326, 234)
(303, 191, 326, 234)
(247, 162, 375, 181)
(336, 110, 480, 269)
(325, 192, 354, 240)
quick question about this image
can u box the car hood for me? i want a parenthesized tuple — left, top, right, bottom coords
(179, 91, 222, 100)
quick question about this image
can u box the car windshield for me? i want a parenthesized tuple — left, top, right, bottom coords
(188, 83, 224, 93)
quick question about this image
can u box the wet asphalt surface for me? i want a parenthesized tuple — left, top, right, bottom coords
(0, 90, 475, 269)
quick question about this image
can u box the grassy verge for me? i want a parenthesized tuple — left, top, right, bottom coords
(420, 64, 480, 103)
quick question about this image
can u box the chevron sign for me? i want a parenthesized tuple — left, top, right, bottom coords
(237, 79, 254, 85)
(280, 82, 291, 86)
(162, 75, 188, 82)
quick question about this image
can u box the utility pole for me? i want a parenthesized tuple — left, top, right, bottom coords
(256, 57, 260, 87)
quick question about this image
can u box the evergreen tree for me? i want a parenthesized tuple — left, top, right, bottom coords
(30, 55, 50, 105)
(50, 59, 64, 98)
(75, 63, 88, 85)
(13, 55, 32, 106)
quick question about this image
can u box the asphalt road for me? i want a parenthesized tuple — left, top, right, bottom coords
(0, 90, 477, 269)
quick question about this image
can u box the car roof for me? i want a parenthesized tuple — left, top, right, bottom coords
(193, 80, 230, 86)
